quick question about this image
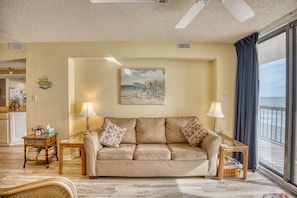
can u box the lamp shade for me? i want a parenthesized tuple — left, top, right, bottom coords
(80, 102, 96, 116)
(207, 102, 225, 118)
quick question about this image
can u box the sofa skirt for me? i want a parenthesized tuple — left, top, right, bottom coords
(95, 160, 209, 177)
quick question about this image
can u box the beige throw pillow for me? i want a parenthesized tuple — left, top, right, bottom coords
(181, 118, 208, 146)
(99, 119, 126, 147)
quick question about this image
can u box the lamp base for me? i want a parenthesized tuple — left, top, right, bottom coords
(84, 116, 91, 135)
(213, 118, 221, 134)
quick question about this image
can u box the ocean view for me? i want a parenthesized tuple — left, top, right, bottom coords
(259, 97, 286, 108)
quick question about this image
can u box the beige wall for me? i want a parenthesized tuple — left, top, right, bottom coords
(73, 59, 215, 133)
(0, 42, 236, 140)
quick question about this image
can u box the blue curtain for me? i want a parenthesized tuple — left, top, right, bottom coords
(234, 32, 259, 171)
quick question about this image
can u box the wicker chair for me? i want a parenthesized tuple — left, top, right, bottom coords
(0, 177, 77, 198)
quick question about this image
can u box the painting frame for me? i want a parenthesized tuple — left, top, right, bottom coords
(121, 68, 165, 105)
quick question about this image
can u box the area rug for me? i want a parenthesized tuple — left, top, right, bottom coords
(263, 193, 289, 198)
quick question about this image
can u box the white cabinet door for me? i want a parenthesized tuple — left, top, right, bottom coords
(10, 112, 26, 145)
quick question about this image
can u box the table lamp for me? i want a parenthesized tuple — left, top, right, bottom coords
(80, 102, 96, 135)
(207, 102, 225, 134)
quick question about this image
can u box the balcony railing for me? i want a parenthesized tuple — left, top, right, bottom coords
(259, 106, 286, 145)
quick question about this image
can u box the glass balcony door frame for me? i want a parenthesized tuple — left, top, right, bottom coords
(286, 24, 297, 185)
(258, 30, 286, 177)
(258, 20, 297, 188)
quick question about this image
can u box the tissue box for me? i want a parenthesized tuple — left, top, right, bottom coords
(44, 128, 55, 135)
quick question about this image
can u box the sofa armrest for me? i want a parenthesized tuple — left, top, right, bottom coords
(84, 131, 103, 177)
(200, 130, 221, 176)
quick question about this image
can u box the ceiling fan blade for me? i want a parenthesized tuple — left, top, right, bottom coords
(175, 0, 208, 29)
(222, 0, 255, 22)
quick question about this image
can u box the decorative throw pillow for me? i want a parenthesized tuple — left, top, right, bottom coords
(181, 118, 208, 146)
(98, 119, 126, 147)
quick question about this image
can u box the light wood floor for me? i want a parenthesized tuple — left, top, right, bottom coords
(0, 145, 294, 198)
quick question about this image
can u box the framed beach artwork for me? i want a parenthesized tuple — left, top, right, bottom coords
(121, 68, 165, 105)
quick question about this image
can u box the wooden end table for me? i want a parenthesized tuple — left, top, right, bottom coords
(23, 133, 58, 168)
(217, 134, 249, 180)
(59, 139, 86, 175)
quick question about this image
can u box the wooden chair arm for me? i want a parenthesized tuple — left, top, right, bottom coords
(0, 177, 77, 198)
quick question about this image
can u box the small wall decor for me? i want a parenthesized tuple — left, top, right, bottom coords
(38, 75, 53, 89)
(121, 68, 165, 105)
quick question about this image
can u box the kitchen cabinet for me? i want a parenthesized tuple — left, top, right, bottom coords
(0, 112, 26, 146)
(10, 112, 26, 145)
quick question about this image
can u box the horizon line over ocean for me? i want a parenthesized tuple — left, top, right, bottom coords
(259, 97, 286, 108)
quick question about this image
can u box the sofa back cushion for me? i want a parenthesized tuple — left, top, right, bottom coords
(105, 117, 137, 144)
(165, 116, 197, 143)
(136, 118, 166, 144)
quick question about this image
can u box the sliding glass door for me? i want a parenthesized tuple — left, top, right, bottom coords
(258, 21, 297, 188)
(258, 32, 286, 176)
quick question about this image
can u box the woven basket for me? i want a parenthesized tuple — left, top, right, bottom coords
(223, 167, 241, 177)
(224, 156, 243, 177)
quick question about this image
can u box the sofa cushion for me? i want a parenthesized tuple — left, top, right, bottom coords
(136, 118, 166, 144)
(97, 144, 136, 160)
(168, 143, 207, 160)
(105, 117, 137, 144)
(181, 118, 208, 146)
(98, 119, 126, 147)
(134, 144, 171, 160)
(165, 116, 197, 143)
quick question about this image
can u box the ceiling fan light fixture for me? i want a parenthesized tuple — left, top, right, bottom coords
(222, 0, 255, 22)
(104, 56, 123, 65)
(175, 0, 208, 29)
(90, 0, 167, 3)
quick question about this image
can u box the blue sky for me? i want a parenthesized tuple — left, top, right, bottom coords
(259, 58, 286, 97)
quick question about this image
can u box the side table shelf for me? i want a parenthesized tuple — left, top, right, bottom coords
(23, 133, 58, 168)
(218, 134, 249, 180)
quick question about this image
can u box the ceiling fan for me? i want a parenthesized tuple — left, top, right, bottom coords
(90, 0, 255, 28)
(175, 0, 255, 29)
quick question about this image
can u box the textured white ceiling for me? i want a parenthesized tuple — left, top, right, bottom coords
(0, 0, 297, 44)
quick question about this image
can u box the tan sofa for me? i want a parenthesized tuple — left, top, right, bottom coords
(84, 116, 221, 178)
